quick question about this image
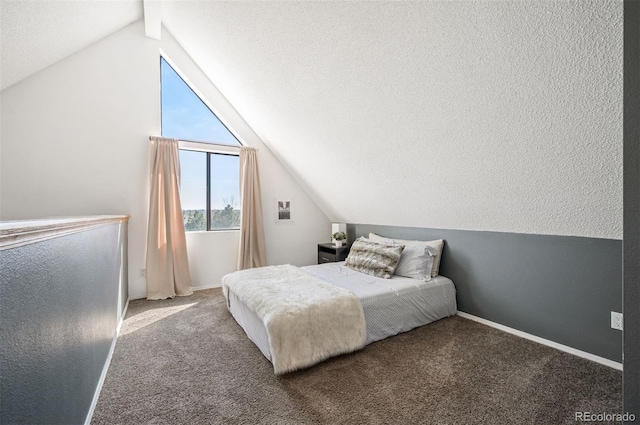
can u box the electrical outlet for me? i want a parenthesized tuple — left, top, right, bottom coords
(611, 311, 623, 331)
(139, 268, 146, 278)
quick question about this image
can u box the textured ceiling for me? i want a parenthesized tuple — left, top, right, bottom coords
(162, 1, 622, 239)
(0, 1, 622, 239)
(0, 0, 142, 90)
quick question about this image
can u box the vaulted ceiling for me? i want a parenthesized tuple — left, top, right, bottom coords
(0, 1, 623, 239)
(161, 1, 623, 239)
(0, 0, 142, 90)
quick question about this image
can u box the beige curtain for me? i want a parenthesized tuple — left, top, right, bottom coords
(146, 136, 193, 299)
(238, 146, 267, 270)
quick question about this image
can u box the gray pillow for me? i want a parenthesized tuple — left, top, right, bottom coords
(369, 233, 444, 277)
(392, 244, 437, 281)
(345, 237, 404, 279)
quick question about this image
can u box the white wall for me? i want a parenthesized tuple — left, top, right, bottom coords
(0, 0, 141, 91)
(162, 1, 623, 240)
(1, 21, 330, 299)
(160, 28, 330, 291)
(1, 22, 157, 301)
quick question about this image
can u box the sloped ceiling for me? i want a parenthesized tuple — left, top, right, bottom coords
(1, 1, 622, 239)
(162, 1, 622, 239)
(0, 0, 142, 90)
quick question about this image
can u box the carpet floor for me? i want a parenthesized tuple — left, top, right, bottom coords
(92, 288, 621, 425)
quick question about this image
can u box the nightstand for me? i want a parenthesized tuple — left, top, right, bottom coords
(317, 243, 352, 264)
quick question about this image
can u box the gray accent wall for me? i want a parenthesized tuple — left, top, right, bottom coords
(348, 224, 622, 362)
(0, 221, 128, 424)
(624, 0, 640, 419)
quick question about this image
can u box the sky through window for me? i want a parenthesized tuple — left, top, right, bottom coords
(161, 58, 240, 146)
(161, 57, 241, 214)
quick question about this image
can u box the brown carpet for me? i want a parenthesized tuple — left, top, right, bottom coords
(92, 288, 621, 425)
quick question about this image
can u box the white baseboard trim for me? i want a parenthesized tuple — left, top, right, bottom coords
(456, 311, 623, 371)
(128, 284, 220, 300)
(193, 283, 221, 291)
(85, 298, 129, 425)
(116, 299, 129, 335)
(128, 291, 146, 301)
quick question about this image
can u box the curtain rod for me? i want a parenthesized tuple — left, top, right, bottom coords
(148, 136, 253, 150)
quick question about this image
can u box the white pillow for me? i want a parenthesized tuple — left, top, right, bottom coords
(392, 244, 437, 281)
(369, 233, 444, 277)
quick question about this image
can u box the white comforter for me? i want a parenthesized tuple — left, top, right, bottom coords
(222, 264, 367, 374)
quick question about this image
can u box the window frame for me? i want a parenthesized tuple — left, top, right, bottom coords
(178, 141, 241, 232)
(159, 54, 244, 232)
(159, 55, 242, 148)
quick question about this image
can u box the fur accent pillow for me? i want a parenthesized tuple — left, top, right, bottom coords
(345, 237, 404, 279)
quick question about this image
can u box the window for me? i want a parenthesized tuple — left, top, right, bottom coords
(161, 57, 242, 231)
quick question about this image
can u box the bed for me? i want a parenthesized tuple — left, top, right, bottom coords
(223, 235, 457, 374)
(301, 262, 457, 345)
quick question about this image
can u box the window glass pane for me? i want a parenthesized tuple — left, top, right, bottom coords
(179, 150, 207, 232)
(210, 154, 240, 229)
(161, 58, 240, 146)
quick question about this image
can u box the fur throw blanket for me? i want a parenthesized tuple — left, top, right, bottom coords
(222, 265, 366, 374)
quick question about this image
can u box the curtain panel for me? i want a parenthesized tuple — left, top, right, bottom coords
(238, 146, 267, 270)
(146, 136, 193, 299)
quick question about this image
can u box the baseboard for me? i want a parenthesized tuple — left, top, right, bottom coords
(193, 283, 221, 291)
(128, 291, 146, 301)
(85, 298, 129, 425)
(128, 284, 220, 300)
(116, 299, 129, 335)
(456, 311, 623, 371)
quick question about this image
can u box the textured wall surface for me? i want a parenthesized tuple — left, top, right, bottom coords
(623, 0, 640, 417)
(350, 223, 622, 362)
(0, 222, 127, 424)
(162, 1, 623, 239)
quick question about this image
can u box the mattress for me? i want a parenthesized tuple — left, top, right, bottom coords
(301, 262, 457, 344)
(226, 262, 457, 364)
